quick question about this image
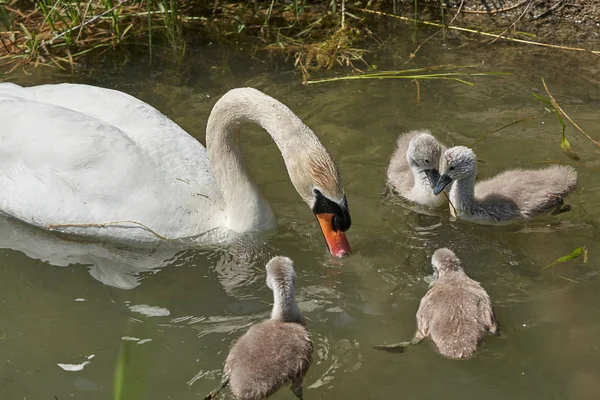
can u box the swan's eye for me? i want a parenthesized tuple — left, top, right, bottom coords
(424, 159, 430, 164)
(449, 166, 455, 171)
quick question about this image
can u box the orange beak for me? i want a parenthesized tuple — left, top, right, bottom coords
(316, 213, 351, 258)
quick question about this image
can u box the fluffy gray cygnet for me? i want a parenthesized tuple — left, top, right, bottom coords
(374, 248, 498, 359)
(205, 256, 312, 400)
(386, 130, 447, 207)
(434, 146, 578, 224)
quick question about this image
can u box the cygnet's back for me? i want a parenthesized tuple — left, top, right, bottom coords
(417, 248, 497, 359)
(387, 130, 447, 207)
(474, 164, 578, 218)
(224, 257, 312, 400)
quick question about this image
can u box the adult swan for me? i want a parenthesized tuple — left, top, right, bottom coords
(0, 84, 351, 257)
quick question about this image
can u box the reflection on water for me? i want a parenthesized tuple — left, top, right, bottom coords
(2, 25, 600, 400)
(0, 213, 184, 289)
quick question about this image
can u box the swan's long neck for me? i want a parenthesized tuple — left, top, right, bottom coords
(206, 88, 319, 233)
(271, 283, 303, 323)
(449, 173, 476, 215)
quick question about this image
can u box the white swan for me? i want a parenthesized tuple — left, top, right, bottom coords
(0, 83, 351, 257)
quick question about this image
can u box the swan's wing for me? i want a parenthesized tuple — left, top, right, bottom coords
(0, 88, 219, 242)
(10, 83, 212, 186)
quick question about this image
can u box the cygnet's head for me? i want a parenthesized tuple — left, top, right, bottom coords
(431, 248, 463, 278)
(433, 146, 477, 195)
(266, 256, 297, 291)
(406, 132, 443, 188)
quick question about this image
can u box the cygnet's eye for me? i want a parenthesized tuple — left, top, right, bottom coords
(424, 159, 430, 164)
(449, 166, 455, 171)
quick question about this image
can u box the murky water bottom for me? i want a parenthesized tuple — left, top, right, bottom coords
(1, 27, 600, 400)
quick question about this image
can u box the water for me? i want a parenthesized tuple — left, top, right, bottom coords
(2, 28, 600, 399)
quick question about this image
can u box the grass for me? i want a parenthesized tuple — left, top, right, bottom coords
(533, 91, 579, 161)
(2, 1, 600, 80)
(0, 0, 188, 72)
(0, 0, 363, 78)
(113, 340, 129, 400)
(1, 1, 374, 82)
(533, 77, 600, 161)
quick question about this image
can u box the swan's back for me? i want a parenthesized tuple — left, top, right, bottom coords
(417, 272, 496, 359)
(475, 165, 577, 217)
(0, 83, 220, 242)
(1, 83, 210, 183)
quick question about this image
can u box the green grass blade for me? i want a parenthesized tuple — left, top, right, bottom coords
(113, 341, 129, 400)
(542, 246, 584, 271)
(38, 1, 57, 33)
(19, 23, 33, 40)
(533, 93, 579, 161)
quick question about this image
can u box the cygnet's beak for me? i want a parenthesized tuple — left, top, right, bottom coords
(316, 213, 351, 258)
(433, 174, 453, 195)
(424, 169, 440, 189)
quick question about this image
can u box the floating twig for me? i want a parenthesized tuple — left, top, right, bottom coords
(489, 0, 533, 45)
(541, 78, 600, 148)
(558, 275, 578, 284)
(359, 8, 600, 56)
(47, 220, 170, 241)
(307, 70, 510, 85)
(471, 115, 537, 146)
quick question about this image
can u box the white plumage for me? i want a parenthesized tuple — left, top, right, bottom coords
(0, 83, 349, 251)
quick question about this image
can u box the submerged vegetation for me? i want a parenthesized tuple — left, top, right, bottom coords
(1, 1, 599, 81)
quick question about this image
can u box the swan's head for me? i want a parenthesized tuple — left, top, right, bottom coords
(431, 248, 463, 278)
(266, 256, 297, 291)
(406, 132, 442, 188)
(288, 152, 351, 258)
(433, 146, 476, 195)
